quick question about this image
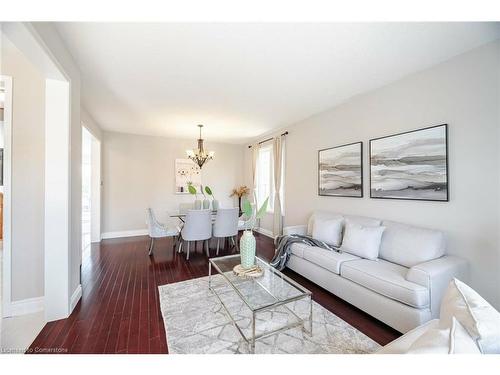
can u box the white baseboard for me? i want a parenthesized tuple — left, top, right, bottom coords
(101, 229, 148, 239)
(255, 227, 275, 239)
(70, 284, 82, 313)
(7, 296, 44, 317)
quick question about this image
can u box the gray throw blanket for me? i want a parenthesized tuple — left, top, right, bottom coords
(270, 234, 340, 270)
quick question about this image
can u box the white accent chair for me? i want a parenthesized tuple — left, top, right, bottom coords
(213, 208, 239, 255)
(146, 208, 180, 256)
(178, 209, 212, 260)
(238, 202, 256, 231)
(238, 214, 256, 231)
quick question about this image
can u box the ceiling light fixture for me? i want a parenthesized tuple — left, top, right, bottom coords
(186, 124, 215, 169)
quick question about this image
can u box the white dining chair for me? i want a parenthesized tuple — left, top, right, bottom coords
(178, 209, 212, 260)
(146, 208, 180, 256)
(213, 208, 239, 255)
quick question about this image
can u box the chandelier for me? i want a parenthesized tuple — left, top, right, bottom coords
(186, 124, 215, 169)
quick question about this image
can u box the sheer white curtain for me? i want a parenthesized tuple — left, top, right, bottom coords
(251, 142, 259, 202)
(273, 136, 284, 237)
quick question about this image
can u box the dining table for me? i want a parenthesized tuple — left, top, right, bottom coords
(169, 210, 218, 223)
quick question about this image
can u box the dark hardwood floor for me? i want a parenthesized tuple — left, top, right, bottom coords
(28, 233, 400, 354)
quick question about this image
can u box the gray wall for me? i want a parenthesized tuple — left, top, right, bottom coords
(102, 131, 245, 234)
(250, 40, 500, 308)
(31, 22, 83, 301)
(1, 36, 45, 301)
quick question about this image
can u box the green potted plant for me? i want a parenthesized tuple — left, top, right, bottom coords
(239, 195, 269, 269)
(204, 185, 219, 210)
(200, 185, 210, 209)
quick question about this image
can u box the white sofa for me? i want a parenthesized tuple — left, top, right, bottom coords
(283, 210, 468, 333)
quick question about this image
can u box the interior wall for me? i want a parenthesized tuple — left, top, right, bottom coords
(246, 40, 500, 308)
(81, 108, 103, 141)
(102, 131, 245, 235)
(1, 36, 45, 301)
(30, 22, 83, 304)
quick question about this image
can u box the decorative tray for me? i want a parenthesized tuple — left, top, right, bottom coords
(233, 264, 264, 278)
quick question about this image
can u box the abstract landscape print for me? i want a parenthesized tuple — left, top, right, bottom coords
(318, 142, 363, 197)
(370, 124, 448, 201)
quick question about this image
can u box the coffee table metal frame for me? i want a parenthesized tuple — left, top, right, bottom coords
(208, 255, 313, 353)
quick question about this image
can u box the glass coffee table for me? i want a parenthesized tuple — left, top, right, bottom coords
(208, 255, 313, 353)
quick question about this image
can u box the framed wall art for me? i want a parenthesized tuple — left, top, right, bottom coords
(369, 124, 448, 201)
(175, 158, 201, 194)
(318, 142, 363, 198)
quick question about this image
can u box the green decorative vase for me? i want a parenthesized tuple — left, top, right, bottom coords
(203, 198, 210, 209)
(240, 230, 256, 269)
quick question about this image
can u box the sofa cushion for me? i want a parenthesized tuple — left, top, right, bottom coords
(289, 242, 310, 258)
(379, 220, 445, 268)
(376, 319, 439, 354)
(343, 214, 382, 228)
(303, 247, 360, 274)
(307, 211, 381, 236)
(311, 217, 344, 247)
(407, 317, 480, 354)
(440, 278, 500, 354)
(341, 259, 429, 308)
(307, 211, 343, 236)
(340, 220, 385, 260)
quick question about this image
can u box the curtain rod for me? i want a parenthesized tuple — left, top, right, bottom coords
(247, 131, 288, 148)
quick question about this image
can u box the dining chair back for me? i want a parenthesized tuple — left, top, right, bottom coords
(179, 209, 212, 260)
(213, 207, 239, 255)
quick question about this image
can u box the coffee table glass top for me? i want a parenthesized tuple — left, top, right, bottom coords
(208, 255, 311, 311)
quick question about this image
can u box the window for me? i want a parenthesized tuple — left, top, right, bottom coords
(256, 145, 273, 211)
(255, 143, 285, 214)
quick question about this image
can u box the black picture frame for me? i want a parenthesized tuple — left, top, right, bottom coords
(318, 141, 363, 198)
(369, 124, 449, 202)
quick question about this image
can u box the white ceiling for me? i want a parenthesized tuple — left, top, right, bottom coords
(56, 22, 500, 143)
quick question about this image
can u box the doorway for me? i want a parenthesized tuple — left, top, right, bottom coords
(81, 126, 101, 261)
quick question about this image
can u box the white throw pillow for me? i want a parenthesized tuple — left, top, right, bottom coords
(439, 278, 500, 354)
(340, 220, 385, 260)
(407, 317, 480, 354)
(311, 217, 344, 247)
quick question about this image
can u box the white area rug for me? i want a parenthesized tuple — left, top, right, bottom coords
(158, 275, 380, 354)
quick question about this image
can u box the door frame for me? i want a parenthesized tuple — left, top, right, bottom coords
(1, 75, 13, 317)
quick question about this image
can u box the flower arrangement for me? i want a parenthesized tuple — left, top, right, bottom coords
(230, 185, 250, 198)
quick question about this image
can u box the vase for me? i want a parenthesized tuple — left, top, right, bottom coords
(212, 200, 219, 210)
(203, 198, 210, 209)
(194, 199, 202, 209)
(240, 230, 256, 269)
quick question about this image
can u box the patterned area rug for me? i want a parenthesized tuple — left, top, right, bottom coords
(158, 275, 380, 354)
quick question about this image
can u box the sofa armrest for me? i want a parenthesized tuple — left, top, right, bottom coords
(283, 225, 307, 236)
(406, 255, 468, 318)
